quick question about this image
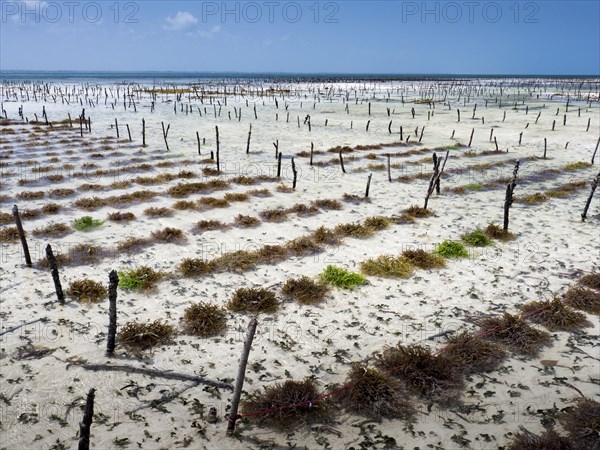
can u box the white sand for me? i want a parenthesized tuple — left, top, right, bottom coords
(0, 78, 599, 449)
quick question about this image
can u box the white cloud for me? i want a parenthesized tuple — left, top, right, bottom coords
(164, 11, 198, 31)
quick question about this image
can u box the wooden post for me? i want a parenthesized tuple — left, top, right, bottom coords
(366, 120, 370, 132)
(79, 116, 83, 137)
(432, 153, 441, 194)
(592, 137, 600, 165)
(581, 171, 599, 221)
(12, 205, 31, 267)
(388, 120, 392, 134)
(277, 152, 282, 178)
(292, 157, 298, 189)
(418, 126, 425, 143)
(552, 120, 555, 131)
(226, 318, 258, 436)
(457, 109, 460, 122)
(400, 126, 403, 141)
(423, 150, 449, 209)
(126, 124, 132, 142)
(489, 128, 494, 141)
(365, 173, 372, 198)
(494, 136, 499, 151)
(586, 117, 591, 132)
(78, 388, 96, 450)
(46, 244, 64, 304)
(339, 149, 346, 174)
(273, 140, 279, 159)
(468, 128, 474, 147)
(161, 122, 170, 151)
(246, 124, 252, 154)
(215, 126, 220, 172)
(503, 160, 520, 231)
(106, 270, 118, 355)
(518, 132, 523, 146)
(310, 142, 314, 166)
(88, 118, 91, 133)
(115, 118, 119, 139)
(387, 154, 392, 182)
(142, 118, 146, 147)
(196, 132, 201, 155)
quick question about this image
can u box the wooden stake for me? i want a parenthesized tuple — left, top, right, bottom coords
(78, 388, 96, 450)
(277, 152, 282, 178)
(246, 124, 252, 154)
(310, 142, 314, 166)
(423, 150, 449, 209)
(432, 153, 441, 194)
(106, 270, 118, 356)
(46, 244, 64, 304)
(468, 128, 474, 147)
(292, 157, 298, 189)
(142, 119, 146, 147)
(592, 137, 600, 165)
(387, 154, 392, 182)
(215, 126, 220, 172)
(115, 118, 119, 139)
(161, 122, 170, 151)
(126, 124, 132, 142)
(12, 205, 31, 267)
(581, 171, 599, 221)
(339, 149, 346, 174)
(494, 136, 499, 151)
(544, 138, 547, 159)
(226, 318, 258, 436)
(196, 132, 201, 155)
(365, 173, 372, 198)
(503, 160, 520, 231)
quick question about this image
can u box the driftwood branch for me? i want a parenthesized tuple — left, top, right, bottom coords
(70, 362, 234, 391)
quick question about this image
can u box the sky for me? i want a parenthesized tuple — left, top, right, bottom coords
(1, 0, 599, 75)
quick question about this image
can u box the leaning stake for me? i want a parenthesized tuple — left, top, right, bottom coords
(46, 244, 64, 304)
(12, 205, 31, 267)
(226, 317, 258, 436)
(581, 171, 600, 222)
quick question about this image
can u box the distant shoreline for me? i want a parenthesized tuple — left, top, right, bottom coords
(1, 70, 599, 83)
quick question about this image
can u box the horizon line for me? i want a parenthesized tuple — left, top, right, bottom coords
(1, 70, 599, 78)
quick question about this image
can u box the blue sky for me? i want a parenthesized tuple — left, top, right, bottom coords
(1, 0, 599, 74)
